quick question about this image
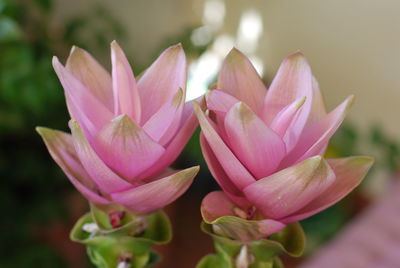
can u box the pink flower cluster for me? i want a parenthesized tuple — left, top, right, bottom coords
(38, 42, 373, 233)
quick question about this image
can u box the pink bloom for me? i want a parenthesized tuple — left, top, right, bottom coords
(195, 49, 373, 235)
(37, 41, 199, 214)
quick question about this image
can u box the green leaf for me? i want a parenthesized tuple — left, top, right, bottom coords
(70, 211, 172, 268)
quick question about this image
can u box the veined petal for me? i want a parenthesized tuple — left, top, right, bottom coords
(65, 46, 113, 111)
(92, 115, 165, 180)
(36, 127, 109, 204)
(217, 48, 267, 114)
(262, 52, 313, 150)
(111, 41, 141, 122)
(138, 44, 186, 122)
(243, 156, 336, 220)
(111, 166, 199, 214)
(281, 156, 374, 223)
(283, 95, 354, 167)
(225, 102, 286, 179)
(193, 101, 255, 190)
(137, 101, 199, 179)
(142, 88, 184, 145)
(200, 134, 250, 208)
(271, 97, 306, 137)
(69, 120, 132, 193)
(53, 57, 113, 137)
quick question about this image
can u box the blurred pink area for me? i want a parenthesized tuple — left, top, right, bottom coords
(301, 180, 400, 268)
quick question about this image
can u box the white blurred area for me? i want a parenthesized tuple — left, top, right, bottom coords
(54, 0, 400, 138)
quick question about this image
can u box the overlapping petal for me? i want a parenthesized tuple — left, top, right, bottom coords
(92, 115, 165, 180)
(53, 57, 113, 138)
(224, 102, 286, 179)
(69, 120, 132, 193)
(218, 49, 267, 114)
(138, 44, 186, 122)
(262, 52, 313, 151)
(111, 41, 141, 122)
(243, 156, 336, 219)
(193, 101, 255, 190)
(281, 156, 374, 223)
(111, 166, 199, 214)
(65, 46, 113, 111)
(36, 127, 109, 203)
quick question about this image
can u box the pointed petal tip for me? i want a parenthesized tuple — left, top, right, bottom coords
(35, 126, 50, 136)
(296, 96, 307, 107)
(284, 51, 309, 67)
(52, 56, 60, 66)
(225, 47, 247, 64)
(110, 40, 122, 51)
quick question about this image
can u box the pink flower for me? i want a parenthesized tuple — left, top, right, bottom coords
(37, 41, 199, 214)
(195, 49, 373, 236)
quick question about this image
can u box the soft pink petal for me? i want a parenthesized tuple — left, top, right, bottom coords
(281, 156, 374, 223)
(217, 48, 267, 114)
(142, 88, 184, 145)
(36, 127, 109, 203)
(111, 166, 199, 214)
(91, 115, 165, 180)
(137, 101, 199, 179)
(69, 120, 132, 193)
(270, 97, 306, 137)
(224, 102, 286, 179)
(111, 41, 141, 122)
(283, 95, 354, 167)
(307, 76, 327, 125)
(201, 192, 285, 241)
(200, 134, 250, 208)
(193, 101, 255, 190)
(243, 156, 336, 220)
(137, 44, 186, 122)
(262, 52, 313, 150)
(206, 89, 240, 115)
(65, 46, 113, 111)
(53, 57, 113, 138)
(201, 191, 238, 222)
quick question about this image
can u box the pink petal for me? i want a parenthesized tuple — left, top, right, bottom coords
(283, 95, 354, 167)
(36, 127, 109, 204)
(262, 52, 313, 150)
(224, 102, 286, 179)
(142, 88, 184, 145)
(201, 192, 285, 241)
(206, 89, 240, 115)
(193, 101, 255, 190)
(137, 44, 186, 122)
(69, 120, 132, 193)
(217, 48, 267, 114)
(91, 115, 165, 180)
(307, 76, 327, 125)
(111, 166, 199, 214)
(53, 57, 113, 138)
(271, 97, 306, 137)
(200, 134, 250, 208)
(111, 41, 141, 122)
(243, 156, 336, 220)
(281, 156, 374, 223)
(65, 46, 113, 111)
(137, 101, 199, 179)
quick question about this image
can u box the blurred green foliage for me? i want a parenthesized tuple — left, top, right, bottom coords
(0, 0, 124, 266)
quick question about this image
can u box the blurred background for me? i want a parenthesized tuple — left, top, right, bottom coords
(1, 0, 400, 267)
